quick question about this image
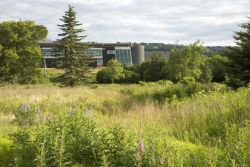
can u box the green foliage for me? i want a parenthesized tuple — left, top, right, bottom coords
(140, 54, 168, 82)
(118, 69, 140, 83)
(9, 128, 35, 167)
(199, 59, 213, 83)
(96, 60, 124, 83)
(13, 104, 38, 126)
(6, 109, 229, 167)
(101, 126, 137, 167)
(226, 17, 250, 88)
(207, 54, 228, 82)
(122, 79, 228, 105)
(106, 59, 124, 83)
(101, 98, 119, 114)
(0, 84, 250, 166)
(94, 42, 227, 84)
(224, 122, 250, 166)
(57, 5, 90, 86)
(0, 20, 48, 84)
(114, 42, 214, 84)
(96, 68, 112, 83)
(168, 41, 207, 82)
(179, 76, 196, 85)
(0, 137, 14, 167)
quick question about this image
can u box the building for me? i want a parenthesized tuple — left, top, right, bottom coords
(39, 41, 145, 67)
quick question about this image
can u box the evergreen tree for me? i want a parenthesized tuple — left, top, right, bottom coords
(58, 5, 90, 86)
(226, 17, 250, 88)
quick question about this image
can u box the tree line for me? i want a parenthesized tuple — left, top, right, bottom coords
(0, 6, 249, 88)
(96, 42, 228, 84)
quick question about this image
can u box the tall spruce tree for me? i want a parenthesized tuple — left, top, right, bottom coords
(227, 17, 250, 88)
(58, 5, 90, 86)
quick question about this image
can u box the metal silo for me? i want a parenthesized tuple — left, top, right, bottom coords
(132, 44, 145, 65)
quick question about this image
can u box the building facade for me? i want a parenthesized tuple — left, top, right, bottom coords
(39, 42, 145, 67)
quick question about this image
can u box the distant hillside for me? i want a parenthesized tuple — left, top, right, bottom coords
(139, 43, 230, 56)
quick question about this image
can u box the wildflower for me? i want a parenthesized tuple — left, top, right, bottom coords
(138, 139, 145, 154)
(19, 104, 30, 112)
(84, 108, 89, 116)
(83, 104, 92, 116)
(88, 104, 93, 110)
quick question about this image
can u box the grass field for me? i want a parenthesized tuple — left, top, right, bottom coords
(0, 83, 249, 166)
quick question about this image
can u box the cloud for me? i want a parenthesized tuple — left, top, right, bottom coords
(0, 0, 249, 46)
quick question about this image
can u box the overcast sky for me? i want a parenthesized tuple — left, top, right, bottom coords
(0, 0, 249, 46)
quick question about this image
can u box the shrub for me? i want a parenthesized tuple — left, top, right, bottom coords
(118, 70, 140, 83)
(179, 77, 196, 85)
(96, 69, 112, 83)
(224, 122, 250, 166)
(0, 137, 14, 167)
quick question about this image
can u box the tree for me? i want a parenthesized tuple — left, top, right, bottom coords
(57, 5, 90, 86)
(199, 59, 213, 83)
(167, 42, 207, 82)
(207, 54, 228, 82)
(0, 21, 47, 83)
(96, 68, 112, 83)
(96, 60, 124, 83)
(226, 17, 250, 88)
(106, 59, 124, 83)
(140, 54, 168, 82)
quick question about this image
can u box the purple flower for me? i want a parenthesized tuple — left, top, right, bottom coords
(83, 104, 92, 116)
(84, 108, 89, 116)
(19, 104, 30, 112)
(138, 139, 145, 153)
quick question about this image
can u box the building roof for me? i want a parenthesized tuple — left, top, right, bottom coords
(39, 41, 133, 48)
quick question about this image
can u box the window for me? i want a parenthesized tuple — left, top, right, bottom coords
(115, 47, 132, 65)
(85, 48, 103, 57)
(107, 50, 115, 54)
(41, 47, 55, 58)
(97, 59, 103, 66)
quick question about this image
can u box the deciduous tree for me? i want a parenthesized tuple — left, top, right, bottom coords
(168, 42, 208, 82)
(140, 54, 168, 82)
(106, 59, 124, 83)
(0, 21, 47, 83)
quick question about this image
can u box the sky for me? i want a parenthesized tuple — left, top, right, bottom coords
(0, 0, 249, 46)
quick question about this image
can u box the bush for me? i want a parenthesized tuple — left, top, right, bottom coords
(118, 70, 140, 83)
(122, 80, 229, 105)
(0, 137, 14, 167)
(7, 109, 227, 167)
(179, 77, 196, 85)
(96, 69, 112, 83)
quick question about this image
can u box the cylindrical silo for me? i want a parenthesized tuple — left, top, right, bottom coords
(131, 44, 145, 65)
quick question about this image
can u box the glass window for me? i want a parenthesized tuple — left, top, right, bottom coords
(97, 59, 103, 66)
(107, 50, 115, 54)
(85, 48, 103, 57)
(115, 47, 132, 65)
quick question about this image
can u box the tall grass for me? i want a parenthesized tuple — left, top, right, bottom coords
(0, 83, 249, 166)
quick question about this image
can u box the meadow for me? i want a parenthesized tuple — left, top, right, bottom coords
(0, 81, 249, 166)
